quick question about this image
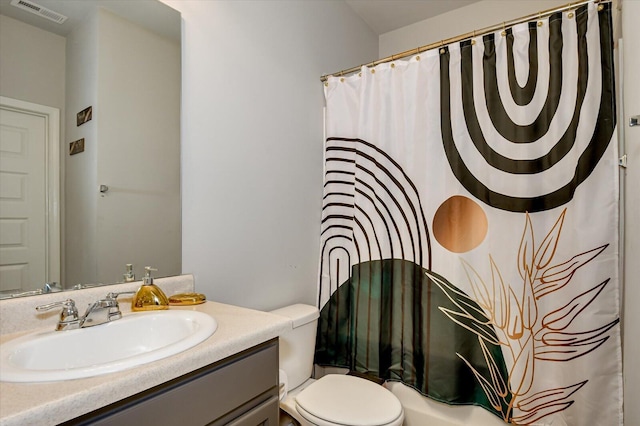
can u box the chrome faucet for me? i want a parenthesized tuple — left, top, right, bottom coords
(36, 291, 135, 331)
(35, 299, 80, 331)
(81, 291, 135, 327)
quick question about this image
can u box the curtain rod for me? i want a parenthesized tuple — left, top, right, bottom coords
(320, 0, 610, 82)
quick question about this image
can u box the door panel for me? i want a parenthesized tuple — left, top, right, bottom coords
(0, 107, 47, 293)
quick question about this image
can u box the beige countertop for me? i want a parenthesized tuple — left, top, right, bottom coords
(0, 300, 291, 426)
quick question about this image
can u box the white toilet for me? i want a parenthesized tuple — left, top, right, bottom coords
(271, 304, 404, 426)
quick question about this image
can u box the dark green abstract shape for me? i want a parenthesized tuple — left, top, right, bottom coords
(315, 259, 511, 419)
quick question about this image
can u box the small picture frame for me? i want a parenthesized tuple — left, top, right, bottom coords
(69, 138, 85, 155)
(76, 106, 92, 126)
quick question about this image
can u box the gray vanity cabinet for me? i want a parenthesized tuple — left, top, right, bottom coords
(65, 339, 279, 426)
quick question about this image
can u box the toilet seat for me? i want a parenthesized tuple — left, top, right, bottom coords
(295, 374, 404, 426)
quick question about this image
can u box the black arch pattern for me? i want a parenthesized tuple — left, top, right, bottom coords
(506, 23, 539, 106)
(483, 17, 563, 143)
(318, 137, 432, 307)
(440, 3, 616, 213)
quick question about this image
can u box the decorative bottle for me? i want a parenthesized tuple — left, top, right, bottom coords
(132, 267, 169, 311)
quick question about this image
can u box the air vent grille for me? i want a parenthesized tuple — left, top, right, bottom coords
(10, 0, 68, 24)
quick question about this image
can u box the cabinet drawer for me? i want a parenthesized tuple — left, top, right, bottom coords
(68, 339, 279, 426)
(224, 396, 279, 426)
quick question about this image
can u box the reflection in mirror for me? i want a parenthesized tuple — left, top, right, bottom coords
(0, 0, 181, 298)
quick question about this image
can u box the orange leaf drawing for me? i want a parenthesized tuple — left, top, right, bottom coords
(507, 286, 524, 339)
(479, 338, 509, 398)
(542, 279, 610, 331)
(439, 307, 501, 345)
(516, 380, 586, 414)
(512, 400, 574, 425)
(534, 209, 566, 271)
(490, 256, 510, 330)
(535, 245, 608, 298)
(461, 259, 492, 312)
(534, 319, 619, 361)
(522, 272, 537, 330)
(438, 208, 617, 424)
(509, 335, 535, 396)
(517, 213, 535, 281)
(457, 352, 503, 411)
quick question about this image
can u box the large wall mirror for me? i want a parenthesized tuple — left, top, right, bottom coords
(0, 0, 181, 297)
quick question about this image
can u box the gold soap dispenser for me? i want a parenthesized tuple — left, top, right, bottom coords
(132, 267, 169, 311)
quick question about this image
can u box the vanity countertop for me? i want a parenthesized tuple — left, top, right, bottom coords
(0, 301, 291, 426)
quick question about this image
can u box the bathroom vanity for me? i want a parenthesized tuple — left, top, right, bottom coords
(67, 339, 279, 425)
(0, 276, 291, 426)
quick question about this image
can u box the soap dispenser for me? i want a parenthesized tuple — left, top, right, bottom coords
(123, 263, 135, 282)
(132, 267, 169, 311)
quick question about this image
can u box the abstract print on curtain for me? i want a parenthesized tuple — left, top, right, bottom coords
(316, 3, 621, 425)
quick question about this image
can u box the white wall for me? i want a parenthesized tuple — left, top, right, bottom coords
(65, 10, 99, 287)
(161, 0, 378, 311)
(622, 1, 640, 424)
(0, 15, 66, 109)
(379, 0, 567, 58)
(64, 8, 181, 286)
(95, 8, 181, 285)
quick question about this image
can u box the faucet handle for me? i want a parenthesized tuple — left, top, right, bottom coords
(103, 291, 136, 321)
(36, 299, 80, 331)
(36, 298, 77, 312)
(106, 291, 135, 300)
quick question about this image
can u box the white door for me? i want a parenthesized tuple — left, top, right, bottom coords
(0, 97, 60, 295)
(0, 107, 47, 293)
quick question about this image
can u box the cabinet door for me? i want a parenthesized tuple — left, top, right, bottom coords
(224, 396, 279, 426)
(68, 339, 279, 426)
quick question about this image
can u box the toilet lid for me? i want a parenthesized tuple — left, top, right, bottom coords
(295, 374, 403, 426)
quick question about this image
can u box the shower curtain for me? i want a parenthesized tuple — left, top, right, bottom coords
(316, 2, 621, 425)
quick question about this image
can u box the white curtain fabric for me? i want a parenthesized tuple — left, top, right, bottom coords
(318, 2, 621, 425)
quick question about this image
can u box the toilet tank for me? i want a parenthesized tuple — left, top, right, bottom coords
(270, 304, 319, 390)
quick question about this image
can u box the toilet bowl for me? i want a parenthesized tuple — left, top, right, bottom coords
(271, 304, 404, 426)
(294, 374, 404, 426)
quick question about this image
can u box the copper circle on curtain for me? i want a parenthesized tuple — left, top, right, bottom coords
(433, 195, 488, 253)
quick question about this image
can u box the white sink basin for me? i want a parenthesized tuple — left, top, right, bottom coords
(0, 310, 217, 383)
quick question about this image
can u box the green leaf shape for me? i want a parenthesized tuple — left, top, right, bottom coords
(438, 307, 500, 345)
(315, 259, 511, 421)
(479, 338, 509, 398)
(427, 269, 501, 346)
(456, 353, 503, 412)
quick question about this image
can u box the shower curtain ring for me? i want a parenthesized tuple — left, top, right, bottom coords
(471, 30, 477, 45)
(501, 22, 507, 36)
(439, 40, 445, 54)
(538, 12, 544, 27)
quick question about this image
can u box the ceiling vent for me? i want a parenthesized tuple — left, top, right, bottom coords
(9, 0, 68, 24)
